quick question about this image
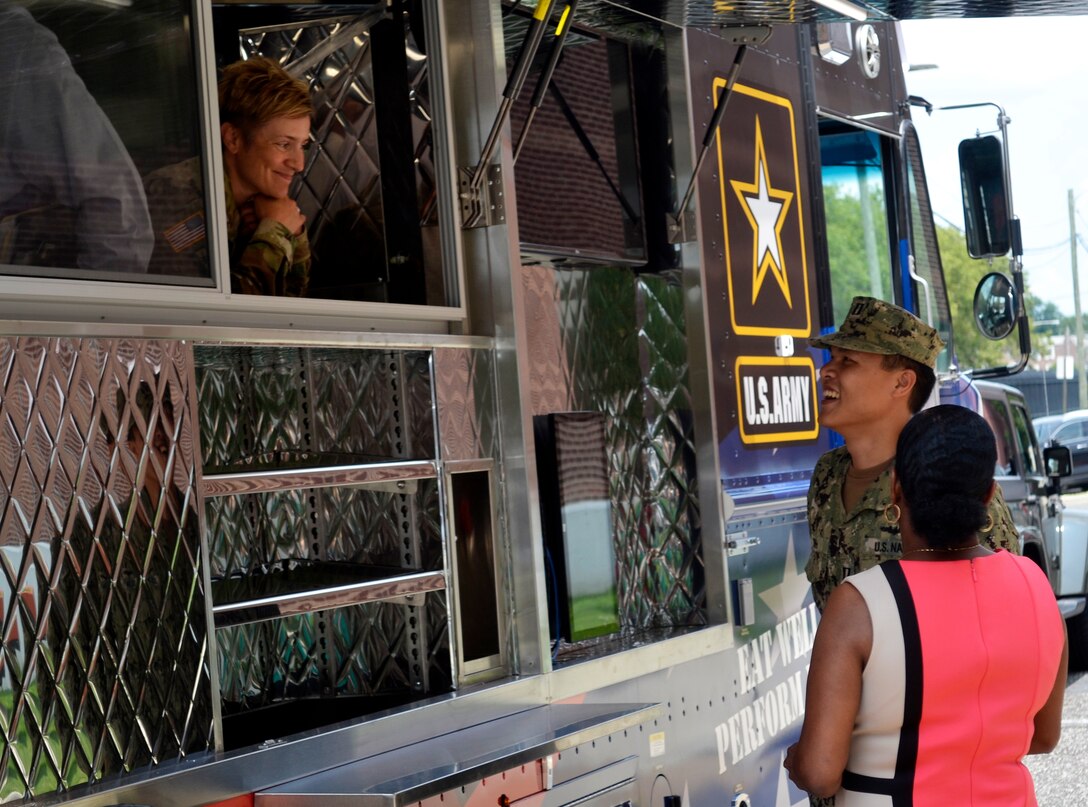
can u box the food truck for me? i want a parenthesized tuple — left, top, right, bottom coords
(0, 1, 1072, 804)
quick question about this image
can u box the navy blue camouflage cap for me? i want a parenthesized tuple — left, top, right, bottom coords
(809, 296, 945, 369)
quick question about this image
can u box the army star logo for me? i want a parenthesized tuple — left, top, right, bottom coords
(730, 116, 794, 308)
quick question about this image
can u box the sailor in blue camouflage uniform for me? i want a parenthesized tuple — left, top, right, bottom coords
(806, 296, 1019, 613)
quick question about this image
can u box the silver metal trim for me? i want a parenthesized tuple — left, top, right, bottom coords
(190, 335, 226, 752)
(815, 105, 903, 136)
(443, 0, 551, 679)
(731, 496, 809, 520)
(212, 569, 447, 628)
(424, 0, 469, 310)
(255, 703, 661, 806)
(547, 625, 734, 702)
(203, 460, 438, 497)
(195, 0, 230, 295)
(443, 457, 496, 474)
(0, 319, 492, 348)
(0, 291, 468, 332)
(445, 463, 508, 684)
(47, 625, 727, 807)
(673, 27, 732, 626)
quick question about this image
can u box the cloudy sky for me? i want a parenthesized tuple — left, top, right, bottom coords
(900, 17, 1088, 316)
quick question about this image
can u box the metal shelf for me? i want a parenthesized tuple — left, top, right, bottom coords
(256, 702, 662, 806)
(212, 562, 446, 628)
(203, 457, 438, 498)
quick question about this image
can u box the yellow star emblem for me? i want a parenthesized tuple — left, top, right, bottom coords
(730, 116, 794, 307)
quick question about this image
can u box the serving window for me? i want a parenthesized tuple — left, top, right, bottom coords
(0, 0, 459, 321)
(211, 3, 447, 306)
(0, 0, 211, 285)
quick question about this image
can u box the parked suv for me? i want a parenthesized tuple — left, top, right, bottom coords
(958, 381, 1088, 667)
(1033, 409, 1088, 491)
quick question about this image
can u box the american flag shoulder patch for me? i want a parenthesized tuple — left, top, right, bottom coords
(163, 212, 206, 253)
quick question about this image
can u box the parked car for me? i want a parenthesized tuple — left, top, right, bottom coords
(960, 382, 1088, 668)
(1033, 409, 1088, 491)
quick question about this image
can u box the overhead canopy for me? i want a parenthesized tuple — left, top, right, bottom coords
(570, 0, 1088, 27)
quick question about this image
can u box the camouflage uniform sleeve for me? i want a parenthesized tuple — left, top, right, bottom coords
(231, 220, 311, 297)
(806, 476, 828, 611)
(982, 483, 1020, 554)
(806, 451, 840, 612)
(143, 158, 209, 279)
(286, 229, 311, 297)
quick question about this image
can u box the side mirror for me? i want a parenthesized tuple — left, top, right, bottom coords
(1044, 444, 1072, 479)
(973, 271, 1018, 340)
(959, 135, 1011, 258)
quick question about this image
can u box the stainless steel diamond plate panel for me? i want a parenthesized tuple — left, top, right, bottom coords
(218, 590, 450, 711)
(522, 266, 576, 416)
(196, 346, 309, 469)
(414, 477, 444, 575)
(195, 347, 434, 464)
(206, 490, 313, 578)
(0, 338, 211, 802)
(635, 275, 703, 626)
(217, 616, 322, 707)
(434, 349, 499, 462)
(404, 353, 436, 458)
(529, 267, 704, 632)
(206, 483, 441, 579)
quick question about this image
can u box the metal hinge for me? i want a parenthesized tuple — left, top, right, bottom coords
(459, 164, 506, 228)
(667, 209, 697, 245)
(726, 531, 761, 556)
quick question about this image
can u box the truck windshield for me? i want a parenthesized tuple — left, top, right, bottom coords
(903, 126, 954, 374)
(819, 123, 955, 374)
(819, 127, 893, 327)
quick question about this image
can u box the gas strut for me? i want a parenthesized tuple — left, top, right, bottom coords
(468, 0, 558, 197)
(672, 44, 747, 235)
(669, 27, 771, 243)
(547, 81, 640, 224)
(513, 0, 580, 162)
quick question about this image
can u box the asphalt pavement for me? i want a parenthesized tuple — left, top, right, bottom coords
(1024, 672, 1088, 804)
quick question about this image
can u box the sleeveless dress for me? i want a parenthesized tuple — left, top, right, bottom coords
(839, 550, 1064, 806)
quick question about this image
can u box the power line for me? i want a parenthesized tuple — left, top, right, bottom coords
(932, 210, 963, 231)
(931, 210, 1072, 254)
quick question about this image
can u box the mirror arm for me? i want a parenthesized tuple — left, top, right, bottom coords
(951, 103, 1031, 379)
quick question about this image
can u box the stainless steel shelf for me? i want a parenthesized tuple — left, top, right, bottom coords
(212, 563, 446, 628)
(203, 458, 438, 498)
(256, 702, 662, 806)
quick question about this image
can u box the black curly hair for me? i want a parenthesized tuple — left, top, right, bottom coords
(894, 405, 996, 547)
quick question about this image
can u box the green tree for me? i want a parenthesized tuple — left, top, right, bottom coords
(824, 184, 892, 326)
(1031, 299, 1064, 333)
(936, 224, 1010, 371)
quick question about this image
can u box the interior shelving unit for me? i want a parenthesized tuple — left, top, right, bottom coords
(194, 344, 451, 749)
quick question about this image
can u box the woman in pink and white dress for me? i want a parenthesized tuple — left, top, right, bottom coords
(784, 405, 1067, 807)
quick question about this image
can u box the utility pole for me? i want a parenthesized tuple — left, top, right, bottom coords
(1065, 325, 1071, 413)
(1069, 189, 1086, 410)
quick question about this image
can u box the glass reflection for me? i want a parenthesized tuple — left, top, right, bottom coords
(0, 0, 210, 284)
